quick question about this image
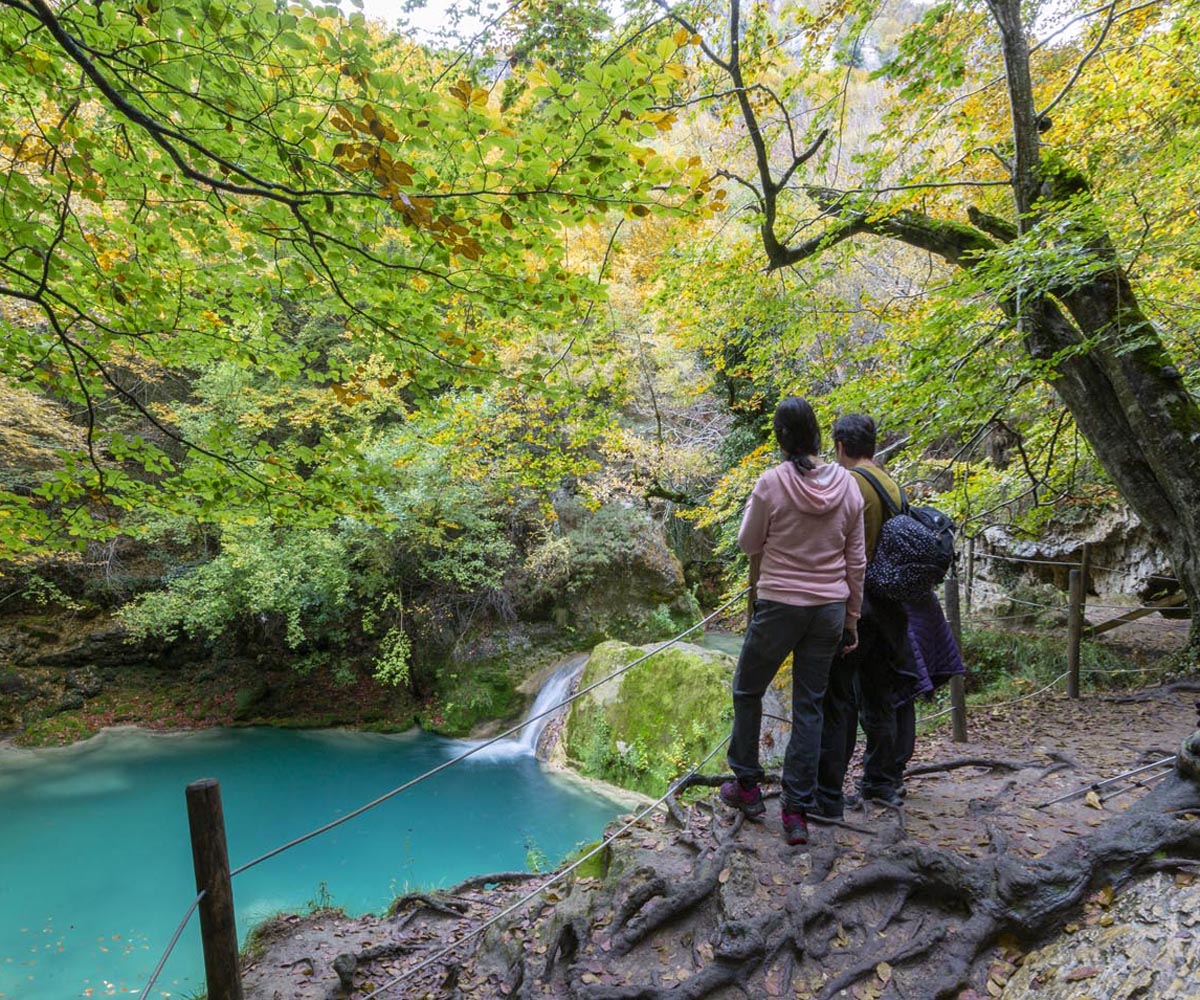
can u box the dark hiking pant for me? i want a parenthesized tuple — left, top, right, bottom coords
(728, 598, 845, 814)
(817, 617, 909, 814)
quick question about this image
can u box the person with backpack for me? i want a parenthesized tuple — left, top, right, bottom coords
(720, 397, 866, 846)
(815, 414, 911, 817)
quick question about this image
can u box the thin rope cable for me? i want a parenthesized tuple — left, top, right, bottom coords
(230, 589, 749, 878)
(358, 734, 733, 999)
(917, 670, 1069, 726)
(972, 552, 1079, 567)
(136, 891, 205, 1000)
(975, 671, 1069, 710)
(1083, 664, 1173, 675)
(965, 612, 1064, 624)
(1085, 601, 1189, 613)
(916, 705, 954, 725)
(996, 595, 1065, 610)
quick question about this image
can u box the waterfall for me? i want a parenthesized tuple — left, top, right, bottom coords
(457, 654, 587, 761)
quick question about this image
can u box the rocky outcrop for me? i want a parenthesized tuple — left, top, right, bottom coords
(558, 639, 778, 797)
(976, 506, 1176, 598)
(1000, 871, 1200, 997)
(515, 503, 700, 643)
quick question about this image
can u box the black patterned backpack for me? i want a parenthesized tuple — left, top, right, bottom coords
(852, 467, 956, 602)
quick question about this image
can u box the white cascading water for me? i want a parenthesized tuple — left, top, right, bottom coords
(458, 653, 588, 760)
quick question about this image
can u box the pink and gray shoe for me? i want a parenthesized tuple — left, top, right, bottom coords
(781, 806, 809, 845)
(719, 780, 766, 818)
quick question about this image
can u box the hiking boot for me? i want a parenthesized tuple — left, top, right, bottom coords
(781, 806, 809, 845)
(811, 798, 843, 821)
(719, 780, 766, 818)
(862, 787, 904, 808)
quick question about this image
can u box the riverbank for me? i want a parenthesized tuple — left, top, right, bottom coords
(1, 652, 425, 747)
(0, 607, 534, 747)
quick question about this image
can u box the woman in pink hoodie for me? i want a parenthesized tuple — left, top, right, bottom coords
(720, 397, 866, 845)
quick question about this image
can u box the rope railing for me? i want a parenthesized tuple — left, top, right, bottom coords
(916, 670, 1070, 727)
(968, 549, 1180, 584)
(964, 596, 1190, 616)
(358, 734, 733, 999)
(1082, 663, 1175, 676)
(136, 589, 748, 997)
(964, 611, 1063, 624)
(971, 552, 1078, 568)
(136, 892, 206, 1000)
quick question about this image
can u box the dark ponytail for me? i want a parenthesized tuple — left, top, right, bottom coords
(773, 396, 821, 474)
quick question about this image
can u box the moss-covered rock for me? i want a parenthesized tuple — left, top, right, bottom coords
(562, 640, 733, 795)
(515, 503, 700, 645)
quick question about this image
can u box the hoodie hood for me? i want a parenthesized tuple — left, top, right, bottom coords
(773, 460, 854, 515)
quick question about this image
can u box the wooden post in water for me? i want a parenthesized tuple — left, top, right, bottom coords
(186, 779, 244, 1000)
(1067, 568, 1083, 699)
(944, 573, 968, 742)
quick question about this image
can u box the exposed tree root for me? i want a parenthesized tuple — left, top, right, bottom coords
(904, 756, 1042, 777)
(448, 871, 539, 893)
(504, 732, 1200, 999)
(391, 888, 470, 926)
(1105, 681, 1200, 702)
(675, 771, 780, 792)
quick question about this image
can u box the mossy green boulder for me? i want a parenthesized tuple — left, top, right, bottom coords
(563, 640, 733, 796)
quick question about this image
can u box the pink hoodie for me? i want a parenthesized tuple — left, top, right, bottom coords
(738, 460, 866, 624)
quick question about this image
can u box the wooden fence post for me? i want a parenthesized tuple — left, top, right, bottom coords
(964, 535, 975, 618)
(186, 779, 244, 1000)
(1067, 568, 1083, 699)
(944, 573, 968, 742)
(1080, 542, 1092, 603)
(747, 554, 760, 629)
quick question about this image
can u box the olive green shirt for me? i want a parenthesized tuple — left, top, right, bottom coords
(850, 464, 903, 559)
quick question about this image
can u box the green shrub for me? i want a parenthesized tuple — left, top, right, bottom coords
(428, 663, 522, 736)
(959, 625, 1131, 694)
(119, 526, 352, 650)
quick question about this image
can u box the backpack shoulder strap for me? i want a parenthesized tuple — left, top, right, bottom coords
(851, 467, 908, 519)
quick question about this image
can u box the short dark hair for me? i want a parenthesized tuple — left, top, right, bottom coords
(773, 397, 821, 473)
(832, 414, 877, 460)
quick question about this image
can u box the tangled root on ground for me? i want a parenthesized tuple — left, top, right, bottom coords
(482, 737, 1200, 1000)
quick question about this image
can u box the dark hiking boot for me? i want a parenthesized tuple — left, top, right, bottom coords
(781, 806, 809, 845)
(811, 798, 843, 820)
(719, 780, 766, 818)
(862, 787, 904, 808)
